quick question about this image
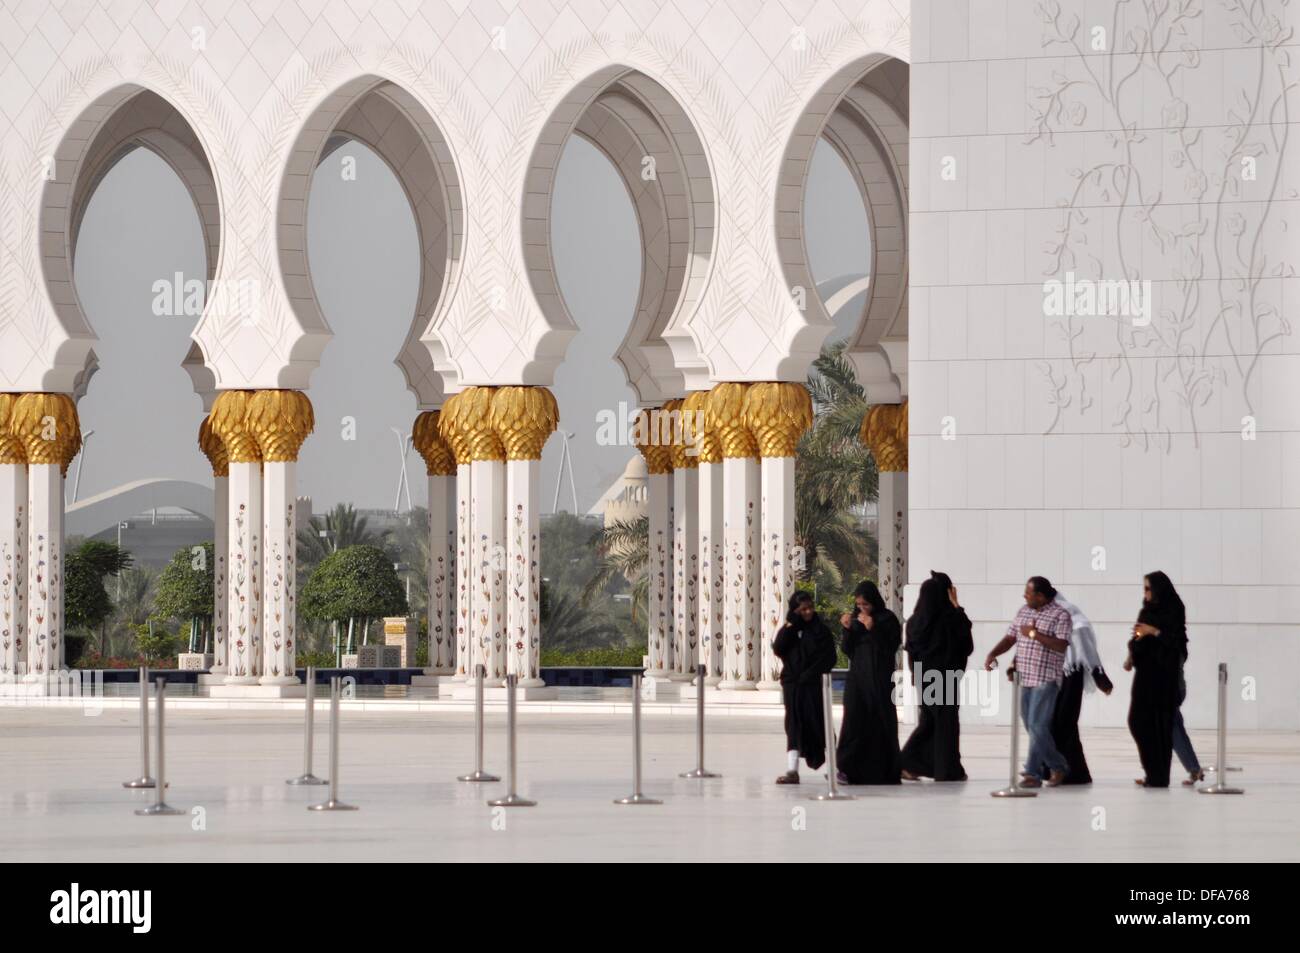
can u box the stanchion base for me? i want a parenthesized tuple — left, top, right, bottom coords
(122, 777, 158, 789)
(1197, 784, 1245, 795)
(134, 802, 185, 816)
(458, 770, 501, 783)
(679, 768, 721, 779)
(990, 786, 1038, 798)
(809, 790, 856, 801)
(487, 794, 536, 807)
(286, 773, 328, 786)
(307, 799, 359, 811)
(614, 793, 663, 805)
(1207, 765, 1244, 773)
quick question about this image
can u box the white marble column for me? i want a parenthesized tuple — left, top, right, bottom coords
(861, 402, 909, 617)
(696, 458, 724, 685)
(223, 460, 262, 683)
(260, 460, 298, 684)
(454, 462, 471, 678)
(758, 456, 796, 689)
(719, 455, 760, 689)
(878, 471, 909, 617)
(505, 458, 543, 685)
(210, 475, 228, 672)
(0, 457, 27, 678)
(426, 472, 456, 673)
(470, 457, 506, 683)
(644, 466, 673, 678)
(25, 463, 63, 678)
(672, 463, 698, 680)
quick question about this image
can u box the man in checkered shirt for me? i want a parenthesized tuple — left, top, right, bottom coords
(984, 577, 1073, 786)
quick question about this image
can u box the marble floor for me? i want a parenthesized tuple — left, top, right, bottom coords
(1, 705, 1294, 862)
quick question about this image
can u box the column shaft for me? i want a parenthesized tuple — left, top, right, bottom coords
(224, 461, 262, 683)
(1, 463, 27, 677)
(505, 458, 543, 685)
(426, 473, 455, 674)
(26, 463, 63, 677)
(260, 460, 297, 683)
(645, 471, 672, 677)
(672, 466, 698, 680)
(211, 475, 229, 672)
(719, 456, 760, 689)
(759, 456, 796, 689)
(454, 463, 472, 678)
(878, 472, 909, 617)
(696, 461, 724, 684)
(470, 459, 506, 683)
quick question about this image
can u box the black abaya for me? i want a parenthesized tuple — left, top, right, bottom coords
(836, 611, 901, 784)
(1127, 609, 1179, 787)
(899, 606, 973, 782)
(1051, 669, 1091, 784)
(773, 618, 837, 769)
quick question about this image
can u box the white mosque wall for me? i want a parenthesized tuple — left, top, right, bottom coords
(908, 0, 1300, 730)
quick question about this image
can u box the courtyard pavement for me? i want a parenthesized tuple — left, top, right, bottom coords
(1, 705, 1294, 862)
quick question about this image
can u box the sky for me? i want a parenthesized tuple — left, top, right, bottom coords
(71, 132, 870, 516)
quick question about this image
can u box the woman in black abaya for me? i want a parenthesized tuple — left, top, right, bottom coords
(835, 580, 901, 785)
(1126, 571, 1186, 788)
(899, 571, 974, 782)
(772, 591, 838, 784)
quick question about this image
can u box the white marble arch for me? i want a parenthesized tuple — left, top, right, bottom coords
(277, 76, 466, 409)
(34, 84, 222, 398)
(521, 65, 716, 403)
(777, 54, 911, 402)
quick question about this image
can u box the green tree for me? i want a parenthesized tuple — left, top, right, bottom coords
(62, 541, 132, 656)
(154, 543, 215, 652)
(300, 545, 407, 652)
(296, 504, 380, 569)
(541, 589, 624, 653)
(581, 516, 649, 622)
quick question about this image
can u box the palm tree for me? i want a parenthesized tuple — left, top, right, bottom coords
(795, 340, 879, 585)
(542, 590, 623, 652)
(582, 516, 649, 622)
(297, 504, 379, 569)
(109, 566, 157, 656)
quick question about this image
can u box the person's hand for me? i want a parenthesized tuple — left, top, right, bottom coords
(1134, 622, 1158, 637)
(858, 609, 874, 630)
(948, 586, 960, 608)
(1123, 655, 1133, 672)
(840, 612, 852, 629)
(983, 654, 997, 671)
(1019, 624, 1036, 638)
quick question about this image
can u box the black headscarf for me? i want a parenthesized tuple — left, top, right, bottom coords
(786, 591, 816, 626)
(1143, 570, 1188, 656)
(852, 580, 887, 616)
(905, 571, 952, 662)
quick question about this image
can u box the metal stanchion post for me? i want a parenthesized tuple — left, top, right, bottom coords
(308, 677, 359, 811)
(123, 665, 156, 789)
(1199, 663, 1244, 796)
(991, 669, 1036, 798)
(458, 664, 499, 782)
(680, 663, 720, 779)
(135, 678, 183, 815)
(488, 674, 535, 807)
(810, 673, 854, 801)
(287, 666, 327, 785)
(616, 674, 662, 805)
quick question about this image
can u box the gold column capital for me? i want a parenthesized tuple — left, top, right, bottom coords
(0, 394, 28, 465)
(860, 400, 908, 472)
(209, 390, 261, 463)
(11, 392, 80, 473)
(744, 382, 813, 458)
(663, 397, 698, 470)
(706, 382, 758, 459)
(198, 415, 229, 477)
(490, 386, 558, 461)
(451, 386, 504, 462)
(682, 390, 718, 465)
(633, 407, 673, 475)
(247, 389, 314, 462)
(413, 410, 456, 475)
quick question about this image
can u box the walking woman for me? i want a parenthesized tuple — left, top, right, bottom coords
(772, 591, 837, 784)
(899, 571, 974, 782)
(1127, 571, 1195, 787)
(835, 580, 902, 784)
